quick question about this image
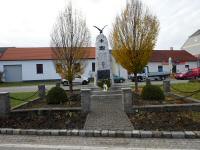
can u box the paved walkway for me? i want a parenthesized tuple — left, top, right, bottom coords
(84, 90, 134, 130)
(0, 135, 200, 150)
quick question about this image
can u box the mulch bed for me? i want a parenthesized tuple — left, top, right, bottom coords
(133, 95, 196, 106)
(128, 111, 200, 131)
(0, 111, 86, 129)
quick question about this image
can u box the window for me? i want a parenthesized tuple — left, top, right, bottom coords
(185, 65, 189, 69)
(158, 66, 163, 72)
(36, 64, 43, 74)
(99, 46, 105, 50)
(56, 64, 62, 73)
(92, 62, 95, 72)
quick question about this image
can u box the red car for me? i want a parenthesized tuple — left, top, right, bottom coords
(175, 67, 200, 80)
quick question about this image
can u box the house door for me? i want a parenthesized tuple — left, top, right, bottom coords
(172, 65, 177, 73)
(4, 65, 22, 82)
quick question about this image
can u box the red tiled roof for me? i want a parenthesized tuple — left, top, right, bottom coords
(150, 50, 197, 62)
(0, 47, 96, 61)
(0, 48, 197, 62)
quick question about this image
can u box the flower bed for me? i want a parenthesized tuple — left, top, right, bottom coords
(0, 111, 86, 129)
(128, 111, 200, 131)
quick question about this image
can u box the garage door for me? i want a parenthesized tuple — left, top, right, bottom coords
(4, 65, 22, 82)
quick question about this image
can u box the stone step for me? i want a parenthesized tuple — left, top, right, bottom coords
(91, 94, 122, 101)
(91, 90, 122, 95)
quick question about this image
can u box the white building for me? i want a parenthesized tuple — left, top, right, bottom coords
(0, 47, 95, 82)
(181, 29, 200, 67)
(112, 49, 198, 78)
(0, 47, 198, 82)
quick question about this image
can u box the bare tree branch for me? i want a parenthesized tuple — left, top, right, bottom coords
(51, 2, 91, 93)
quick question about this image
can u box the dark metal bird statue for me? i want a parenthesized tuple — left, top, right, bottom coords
(93, 25, 108, 34)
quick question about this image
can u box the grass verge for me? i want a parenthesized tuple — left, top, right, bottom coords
(0, 81, 57, 87)
(10, 92, 39, 108)
(170, 82, 200, 100)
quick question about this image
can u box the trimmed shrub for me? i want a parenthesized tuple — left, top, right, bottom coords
(141, 85, 165, 101)
(46, 87, 68, 104)
(97, 79, 111, 89)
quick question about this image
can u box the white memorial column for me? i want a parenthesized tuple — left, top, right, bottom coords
(95, 33, 113, 85)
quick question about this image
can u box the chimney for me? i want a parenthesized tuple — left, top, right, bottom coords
(170, 47, 173, 51)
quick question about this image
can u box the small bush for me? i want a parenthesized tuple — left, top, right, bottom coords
(97, 79, 111, 89)
(46, 87, 68, 104)
(141, 85, 165, 101)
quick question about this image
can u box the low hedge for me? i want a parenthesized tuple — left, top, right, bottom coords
(141, 85, 165, 101)
(46, 87, 68, 104)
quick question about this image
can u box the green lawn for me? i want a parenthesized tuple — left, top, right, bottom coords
(0, 81, 57, 87)
(10, 92, 39, 108)
(171, 82, 200, 100)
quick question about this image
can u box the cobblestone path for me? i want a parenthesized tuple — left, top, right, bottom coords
(84, 90, 134, 130)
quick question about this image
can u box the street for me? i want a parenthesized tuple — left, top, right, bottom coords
(0, 80, 189, 93)
(0, 135, 200, 150)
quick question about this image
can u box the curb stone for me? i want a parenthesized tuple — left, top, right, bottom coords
(79, 130, 86, 137)
(93, 130, 101, 137)
(132, 130, 140, 138)
(185, 131, 196, 139)
(172, 131, 185, 139)
(140, 131, 152, 138)
(101, 130, 108, 137)
(162, 131, 172, 138)
(0, 128, 199, 139)
(194, 131, 200, 138)
(152, 131, 162, 138)
(59, 130, 67, 136)
(13, 129, 21, 135)
(71, 129, 79, 136)
(85, 130, 93, 136)
(108, 131, 116, 137)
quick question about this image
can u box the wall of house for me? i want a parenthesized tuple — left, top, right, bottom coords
(0, 60, 61, 81)
(147, 61, 197, 73)
(0, 59, 96, 82)
(81, 59, 95, 78)
(114, 61, 198, 79)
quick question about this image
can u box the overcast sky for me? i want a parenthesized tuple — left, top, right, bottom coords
(0, 0, 200, 50)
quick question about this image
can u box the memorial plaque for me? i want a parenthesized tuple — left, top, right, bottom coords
(97, 70, 110, 80)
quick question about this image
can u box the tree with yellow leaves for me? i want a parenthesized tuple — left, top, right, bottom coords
(110, 0, 159, 91)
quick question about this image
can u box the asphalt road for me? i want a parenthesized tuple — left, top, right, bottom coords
(0, 135, 200, 150)
(0, 80, 189, 93)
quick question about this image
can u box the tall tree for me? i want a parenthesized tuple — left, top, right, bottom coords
(110, 0, 159, 91)
(51, 3, 91, 93)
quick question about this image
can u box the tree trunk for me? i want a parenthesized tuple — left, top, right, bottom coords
(134, 73, 138, 92)
(69, 80, 73, 94)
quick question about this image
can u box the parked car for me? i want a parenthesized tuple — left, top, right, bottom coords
(61, 75, 89, 86)
(128, 74, 146, 82)
(175, 68, 200, 80)
(113, 75, 125, 83)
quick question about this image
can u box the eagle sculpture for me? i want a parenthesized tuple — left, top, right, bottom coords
(93, 25, 108, 34)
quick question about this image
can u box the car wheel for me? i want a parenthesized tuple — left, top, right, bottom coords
(82, 80, 87, 85)
(63, 81, 69, 86)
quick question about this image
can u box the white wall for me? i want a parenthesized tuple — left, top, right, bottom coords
(0, 60, 61, 81)
(0, 59, 96, 82)
(82, 59, 95, 78)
